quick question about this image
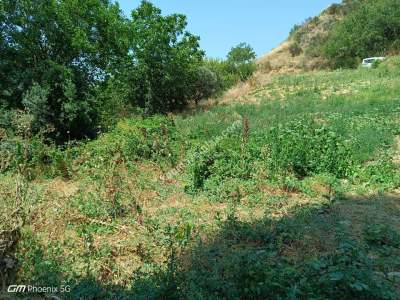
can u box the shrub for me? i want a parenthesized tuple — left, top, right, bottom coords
(0, 135, 72, 180)
(0, 108, 74, 179)
(193, 66, 219, 104)
(185, 120, 249, 192)
(95, 77, 132, 131)
(202, 58, 237, 91)
(364, 224, 400, 247)
(21, 72, 99, 143)
(78, 115, 178, 173)
(289, 24, 302, 37)
(22, 83, 51, 133)
(0, 105, 15, 132)
(289, 42, 303, 57)
(325, 3, 343, 15)
(264, 119, 357, 179)
(0, 175, 30, 285)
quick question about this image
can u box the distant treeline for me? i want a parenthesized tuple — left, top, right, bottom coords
(0, 0, 256, 142)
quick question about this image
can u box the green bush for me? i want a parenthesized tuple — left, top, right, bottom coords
(0, 110, 75, 179)
(22, 69, 99, 143)
(79, 116, 178, 173)
(193, 66, 219, 104)
(0, 132, 72, 180)
(95, 77, 132, 131)
(289, 24, 302, 37)
(195, 43, 257, 102)
(0, 105, 15, 132)
(264, 119, 357, 179)
(325, 3, 343, 15)
(364, 224, 400, 247)
(202, 58, 237, 92)
(289, 42, 303, 57)
(0, 175, 30, 287)
(185, 120, 254, 192)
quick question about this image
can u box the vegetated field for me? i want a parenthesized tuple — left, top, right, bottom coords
(2, 58, 400, 299)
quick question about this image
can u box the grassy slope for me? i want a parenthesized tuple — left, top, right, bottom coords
(2, 58, 400, 299)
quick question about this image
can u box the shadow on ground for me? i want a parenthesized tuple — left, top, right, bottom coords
(2, 194, 400, 300)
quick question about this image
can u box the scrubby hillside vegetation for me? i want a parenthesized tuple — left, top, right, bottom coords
(258, 0, 400, 73)
(1, 0, 400, 299)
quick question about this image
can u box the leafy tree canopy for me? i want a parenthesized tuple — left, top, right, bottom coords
(125, 0, 204, 114)
(227, 42, 256, 66)
(226, 43, 256, 81)
(0, 0, 128, 141)
(323, 0, 400, 68)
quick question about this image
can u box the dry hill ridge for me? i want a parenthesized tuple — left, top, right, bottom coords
(209, 3, 346, 106)
(257, 4, 345, 73)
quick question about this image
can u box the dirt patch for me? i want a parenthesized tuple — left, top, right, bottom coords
(44, 178, 79, 198)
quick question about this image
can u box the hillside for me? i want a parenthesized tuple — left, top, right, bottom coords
(257, 4, 345, 73)
(2, 56, 400, 299)
(214, 0, 400, 106)
(211, 3, 346, 106)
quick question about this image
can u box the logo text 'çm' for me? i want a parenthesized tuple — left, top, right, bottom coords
(7, 285, 27, 293)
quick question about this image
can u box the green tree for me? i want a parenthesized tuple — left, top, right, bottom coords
(1, 0, 206, 140)
(125, 1, 204, 114)
(0, 0, 128, 142)
(226, 43, 256, 81)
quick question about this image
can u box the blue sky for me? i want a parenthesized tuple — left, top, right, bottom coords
(117, 0, 340, 59)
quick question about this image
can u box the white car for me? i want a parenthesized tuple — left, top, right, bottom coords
(361, 57, 385, 68)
